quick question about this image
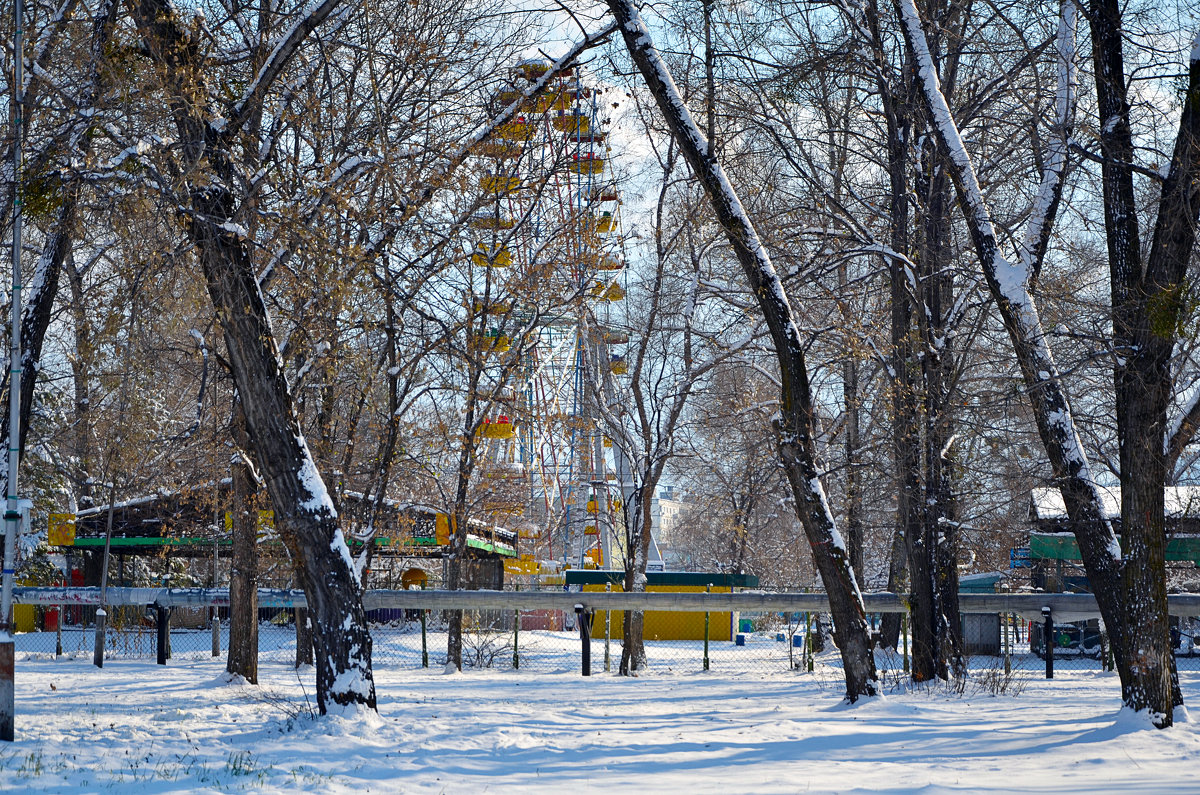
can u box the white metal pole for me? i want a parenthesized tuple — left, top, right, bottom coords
(1, 0, 25, 741)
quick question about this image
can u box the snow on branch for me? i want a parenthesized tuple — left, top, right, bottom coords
(1166, 379, 1200, 466)
(228, 0, 347, 133)
(1016, 0, 1076, 285)
(897, 0, 1119, 562)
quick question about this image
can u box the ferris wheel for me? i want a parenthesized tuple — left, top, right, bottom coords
(467, 58, 630, 573)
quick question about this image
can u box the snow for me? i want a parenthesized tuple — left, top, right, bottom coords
(329, 526, 358, 581)
(6, 654, 1200, 792)
(1166, 381, 1200, 455)
(329, 664, 373, 700)
(294, 436, 337, 517)
(1032, 485, 1200, 520)
(219, 221, 249, 239)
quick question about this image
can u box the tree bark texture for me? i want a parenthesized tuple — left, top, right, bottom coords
(619, 485, 652, 675)
(226, 457, 260, 683)
(1088, 0, 1199, 719)
(880, 57, 915, 654)
(227, 409, 259, 684)
(296, 607, 314, 668)
(132, 0, 375, 713)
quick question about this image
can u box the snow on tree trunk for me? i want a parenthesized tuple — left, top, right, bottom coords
(190, 210, 376, 713)
(606, 0, 876, 700)
(132, 0, 375, 714)
(896, 0, 1198, 725)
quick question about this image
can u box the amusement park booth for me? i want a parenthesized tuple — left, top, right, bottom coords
(564, 570, 758, 641)
(49, 484, 518, 592)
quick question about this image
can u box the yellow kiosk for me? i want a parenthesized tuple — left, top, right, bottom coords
(565, 571, 759, 642)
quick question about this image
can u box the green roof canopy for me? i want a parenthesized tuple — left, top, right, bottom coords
(1031, 532, 1200, 564)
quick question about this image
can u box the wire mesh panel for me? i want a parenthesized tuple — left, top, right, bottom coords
(9, 590, 1200, 687)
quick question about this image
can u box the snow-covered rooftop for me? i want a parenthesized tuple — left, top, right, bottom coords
(1031, 485, 1200, 521)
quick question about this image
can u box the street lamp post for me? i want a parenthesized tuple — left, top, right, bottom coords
(1, 0, 26, 742)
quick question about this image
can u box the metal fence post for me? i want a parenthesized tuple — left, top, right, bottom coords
(55, 604, 63, 657)
(156, 605, 170, 665)
(211, 609, 221, 657)
(1043, 606, 1053, 679)
(805, 612, 814, 673)
(575, 604, 591, 676)
(1003, 612, 1012, 675)
(901, 612, 910, 674)
(604, 583, 611, 673)
(513, 609, 520, 670)
(421, 609, 429, 668)
(93, 608, 107, 669)
(703, 584, 711, 672)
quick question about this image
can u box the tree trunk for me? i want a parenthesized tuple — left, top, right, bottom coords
(65, 255, 94, 508)
(913, 125, 964, 680)
(446, 392, 482, 671)
(226, 407, 259, 684)
(193, 213, 375, 712)
(897, 0, 1199, 724)
(607, 0, 876, 700)
(879, 525, 907, 649)
(1088, 0, 1197, 719)
(879, 63, 915, 656)
(619, 484, 652, 675)
(842, 308, 864, 577)
(132, 0, 375, 714)
(296, 607, 314, 668)
(892, 157, 926, 677)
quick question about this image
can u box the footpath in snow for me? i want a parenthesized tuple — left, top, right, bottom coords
(1, 655, 1198, 793)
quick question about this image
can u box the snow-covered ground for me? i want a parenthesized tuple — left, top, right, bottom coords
(3, 648, 1199, 793)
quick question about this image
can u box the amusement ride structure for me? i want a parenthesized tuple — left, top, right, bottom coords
(467, 58, 634, 576)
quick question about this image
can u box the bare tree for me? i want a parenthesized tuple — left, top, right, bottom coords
(606, 0, 878, 701)
(893, 0, 1199, 725)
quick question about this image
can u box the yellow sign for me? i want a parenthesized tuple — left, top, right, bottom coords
(47, 513, 76, 546)
(225, 509, 275, 533)
(503, 558, 540, 575)
(435, 513, 454, 545)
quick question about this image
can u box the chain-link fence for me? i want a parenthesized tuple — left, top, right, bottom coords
(9, 589, 1200, 684)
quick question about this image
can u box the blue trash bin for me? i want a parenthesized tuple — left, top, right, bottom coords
(735, 633, 746, 646)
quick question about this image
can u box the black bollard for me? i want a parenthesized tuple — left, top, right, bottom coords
(157, 605, 170, 666)
(1042, 606, 1053, 679)
(576, 604, 591, 676)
